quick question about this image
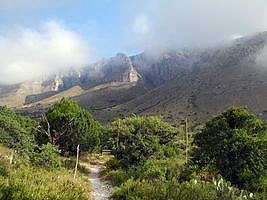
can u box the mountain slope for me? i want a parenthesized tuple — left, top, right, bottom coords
(103, 32, 267, 125)
(5, 31, 267, 126)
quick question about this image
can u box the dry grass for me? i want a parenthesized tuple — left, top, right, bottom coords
(80, 153, 113, 165)
(0, 145, 92, 200)
(0, 145, 13, 156)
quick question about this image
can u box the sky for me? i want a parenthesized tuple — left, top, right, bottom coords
(0, 0, 267, 84)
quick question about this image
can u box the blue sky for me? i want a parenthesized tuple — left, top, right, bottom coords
(0, 0, 266, 84)
(0, 0, 129, 58)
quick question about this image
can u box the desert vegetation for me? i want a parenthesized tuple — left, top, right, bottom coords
(0, 98, 266, 199)
(102, 107, 266, 200)
(0, 102, 93, 199)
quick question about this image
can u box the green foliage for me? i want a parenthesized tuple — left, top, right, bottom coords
(45, 98, 102, 155)
(105, 158, 121, 171)
(191, 107, 267, 192)
(104, 115, 179, 168)
(104, 110, 265, 199)
(0, 106, 37, 158)
(112, 177, 252, 200)
(31, 143, 61, 169)
(137, 157, 183, 184)
(0, 106, 61, 170)
(106, 170, 128, 186)
(112, 178, 154, 200)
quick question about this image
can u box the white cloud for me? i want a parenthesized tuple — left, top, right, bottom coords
(132, 13, 151, 36)
(256, 45, 267, 68)
(0, 21, 91, 85)
(124, 0, 267, 52)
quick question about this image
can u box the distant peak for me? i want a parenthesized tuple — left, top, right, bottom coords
(116, 53, 127, 58)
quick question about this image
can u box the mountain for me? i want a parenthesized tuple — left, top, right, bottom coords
(111, 32, 267, 125)
(2, 31, 267, 126)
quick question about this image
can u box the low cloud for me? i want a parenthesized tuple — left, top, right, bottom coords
(124, 0, 267, 53)
(256, 45, 267, 68)
(0, 21, 91, 85)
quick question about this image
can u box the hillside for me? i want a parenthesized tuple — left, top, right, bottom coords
(3, 31, 267, 125)
(104, 32, 267, 125)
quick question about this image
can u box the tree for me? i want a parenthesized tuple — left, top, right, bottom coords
(191, 107, 267, 192)
(44, 98, 102, 155)
(104, 115, 179, 168)
(0, 106, 37, 157)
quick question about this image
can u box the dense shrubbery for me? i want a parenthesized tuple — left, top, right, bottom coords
(31, 143, 61, 169)
(104, 107, 266, 199)
(0, 106, 62, 169)
(0, 101, 98, 199)
(1, 100, 266, 199)
(191, 107, 267, 192)
(44, 98, 102, 155)
(112, 176, 254, 200)
(0, 106, 37, 157)
(104, 115, 181, 168)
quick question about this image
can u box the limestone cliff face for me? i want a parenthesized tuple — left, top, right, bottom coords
(2, 31, 267, 119)
(0, 77, 63, 107)
(131, 50, 202, 87)
(3, 53, 143, 106)
(122, 57, 140, 82)
(78, 53, 141, 87)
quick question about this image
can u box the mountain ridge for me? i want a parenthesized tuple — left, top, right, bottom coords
(2, 31, 267, 125)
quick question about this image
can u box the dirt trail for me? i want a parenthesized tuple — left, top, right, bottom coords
(88, 164, 112, 200)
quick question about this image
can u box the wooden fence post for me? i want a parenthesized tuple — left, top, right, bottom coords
(185, 118, 189, 164)
(74, 144, 80, 180)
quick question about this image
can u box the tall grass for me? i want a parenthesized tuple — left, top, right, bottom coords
(0, 146, 92, 200)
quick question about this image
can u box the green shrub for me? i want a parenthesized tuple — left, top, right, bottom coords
(105, 115, 180, 168)
(45, 98, 102, 155)
(112, 177, 255, 200)
(105, 158, 121, 171)
(0, 106, 37, 159)
(106, 170, 128, 186)
(112, 178, 154, 200)
(63, 158, 76, 169)
(31, 143, 61, 169)
(191, 107, 267, 192)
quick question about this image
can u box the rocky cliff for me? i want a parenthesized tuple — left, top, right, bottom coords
(3, 31, 267, 126)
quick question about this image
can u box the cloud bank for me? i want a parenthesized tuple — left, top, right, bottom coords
(0, 21, 91, 85)
(125, 0, 267, 52)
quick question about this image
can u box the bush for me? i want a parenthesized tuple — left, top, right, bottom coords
(106, 170, 128, 186)
(191, 107, 267, 192)
(112, 178, 154, 200)
(112, 177, 254, 200)
(31, 143, 61, 169)
(0, 106, 37, 158)
(45, 98, 102, 155)
(104, 115, 179, 168)
(63, 158, 77, 169)
(105, 158, 121, 171)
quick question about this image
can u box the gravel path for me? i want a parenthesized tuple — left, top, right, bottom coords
(88, 165, 112, 200)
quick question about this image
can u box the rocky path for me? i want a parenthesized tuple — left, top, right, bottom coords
(88, 165, 112, 200)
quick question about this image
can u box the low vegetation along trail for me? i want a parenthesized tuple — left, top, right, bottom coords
(88, 164, 112, 200)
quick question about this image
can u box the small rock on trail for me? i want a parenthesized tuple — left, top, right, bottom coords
(88, 165, 112, 200)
